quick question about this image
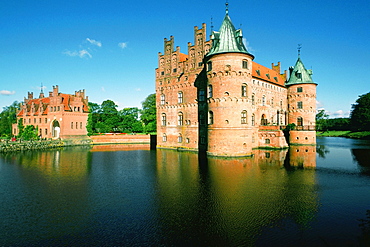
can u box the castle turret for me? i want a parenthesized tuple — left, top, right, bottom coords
(201, 10, 255, 156)
(286, 57, 317, 145)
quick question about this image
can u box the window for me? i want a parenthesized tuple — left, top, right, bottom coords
(198, 62, 203, 67)
(242, 60, 248, 69)
(208, 85, 213, 98)
(178, 112, 183, 126)
(208, 111, 214, 125)
(265, 139, 270, 144)
(297, 87, 303, 92)
(34, 118, 36, 124)
(71, 122, 73, 129)
(39, 118, 41, 124)
(76, 122, 78, 129)
(162, 134, 167, 142)
(252, 114, 255, 126)
(297, 117, 303, 126)
(185, 138, 190, 143)
(241, 110, 247, 124)
(160, 94, 165, 105)
(80, 122, 82, 129)
(161, 113, 166, 126)
(241, 84, 247, 97)
(297, 101, 303, 109)
(207, 61, 212, 71)
(173, 68, 177, 73)
(45, 129, 47, 135)
(178, 91, 183, 104)
(262, 95, 266, 106)
(178, 134, 182, 143)
(252, 94, 255, 105)
(45, 118, 47, 124)
(199, 90, 205, 101)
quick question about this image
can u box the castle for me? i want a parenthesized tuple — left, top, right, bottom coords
(155, 9, 317, 156)
(13, 85, 89, 139)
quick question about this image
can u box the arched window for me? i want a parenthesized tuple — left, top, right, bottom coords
(199, 90, 205, 101)
(208, 111, 214, 125)
(242, 60, 248, 69)
(162, 133, 167, 142)
(297, 117, 303, 126)
(252, 94, 255, 105)
(261, 114, 268, 126)
(160, 94, 165, 105)
(252, 114, 255, 126)
(241, 83, 247, 97)
(161, 113, 166, 126)
(208, 85, 213, 98)
(178, 112, 183, 126)
(178, 92, 183, 104)
(241, 110, 247, 124)
(178, 134, 182, 143)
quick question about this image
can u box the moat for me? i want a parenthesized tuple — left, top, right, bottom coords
(1, 137, 369, 246)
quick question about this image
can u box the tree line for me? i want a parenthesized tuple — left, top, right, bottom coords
(316, 92, 370, 132)
(86, 93, 156, 135)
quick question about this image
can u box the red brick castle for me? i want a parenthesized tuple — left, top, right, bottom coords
(155, 8, 317, 156)
(13, 85, 89, 139)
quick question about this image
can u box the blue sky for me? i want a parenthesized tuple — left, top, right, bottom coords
(1, 0, 369, 118)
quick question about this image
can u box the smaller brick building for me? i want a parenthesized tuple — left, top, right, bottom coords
(13, 85, 89, 139)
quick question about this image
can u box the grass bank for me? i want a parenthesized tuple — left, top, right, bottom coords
(317, 131, 370, 139)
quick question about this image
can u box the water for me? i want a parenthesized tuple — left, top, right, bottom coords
(0, 137, 370, 246)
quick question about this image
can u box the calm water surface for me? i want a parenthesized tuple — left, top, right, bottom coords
(0, 137, 370, 246)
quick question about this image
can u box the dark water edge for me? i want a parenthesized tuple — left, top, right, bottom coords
(0, 137, 369, 246)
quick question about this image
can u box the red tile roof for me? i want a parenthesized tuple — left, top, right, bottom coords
(252, 61, 286, 87)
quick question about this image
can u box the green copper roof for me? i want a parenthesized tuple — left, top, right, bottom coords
(206, 13, 253, 58)
(285, 57, 316, 86)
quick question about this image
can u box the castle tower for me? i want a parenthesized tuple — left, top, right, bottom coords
(200, 10, 255, 156)
(286, 57, 317, 145)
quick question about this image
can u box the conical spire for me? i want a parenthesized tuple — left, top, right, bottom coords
(206, 10, 253, 58)
(286, 57, 316, 86)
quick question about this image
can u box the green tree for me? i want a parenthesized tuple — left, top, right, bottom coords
(0, 101, 20, 138)
(140, 93, 156, 133)
(86, 102, 101, 135)
(100, 100, 121, 133)
(118, 107, 143, 133)
(20, 125, 38, 140)
(316, 109, 329, 131)
(350, 92, 370, 131)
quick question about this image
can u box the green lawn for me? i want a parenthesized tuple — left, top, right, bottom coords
(317, 131, 370, 139)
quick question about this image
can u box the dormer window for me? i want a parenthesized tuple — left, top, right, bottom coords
(266, 74, 270, 79)
(295, 71, 302, 79)
(274, 77, 278, 82)
(256, 70, 260, 76)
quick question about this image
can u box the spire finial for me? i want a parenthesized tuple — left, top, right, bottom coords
(225, 0, 229, 15)
(211, 17, 214, 32)
(40, 83, 44, 93)
(297, 43, 302, 57)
